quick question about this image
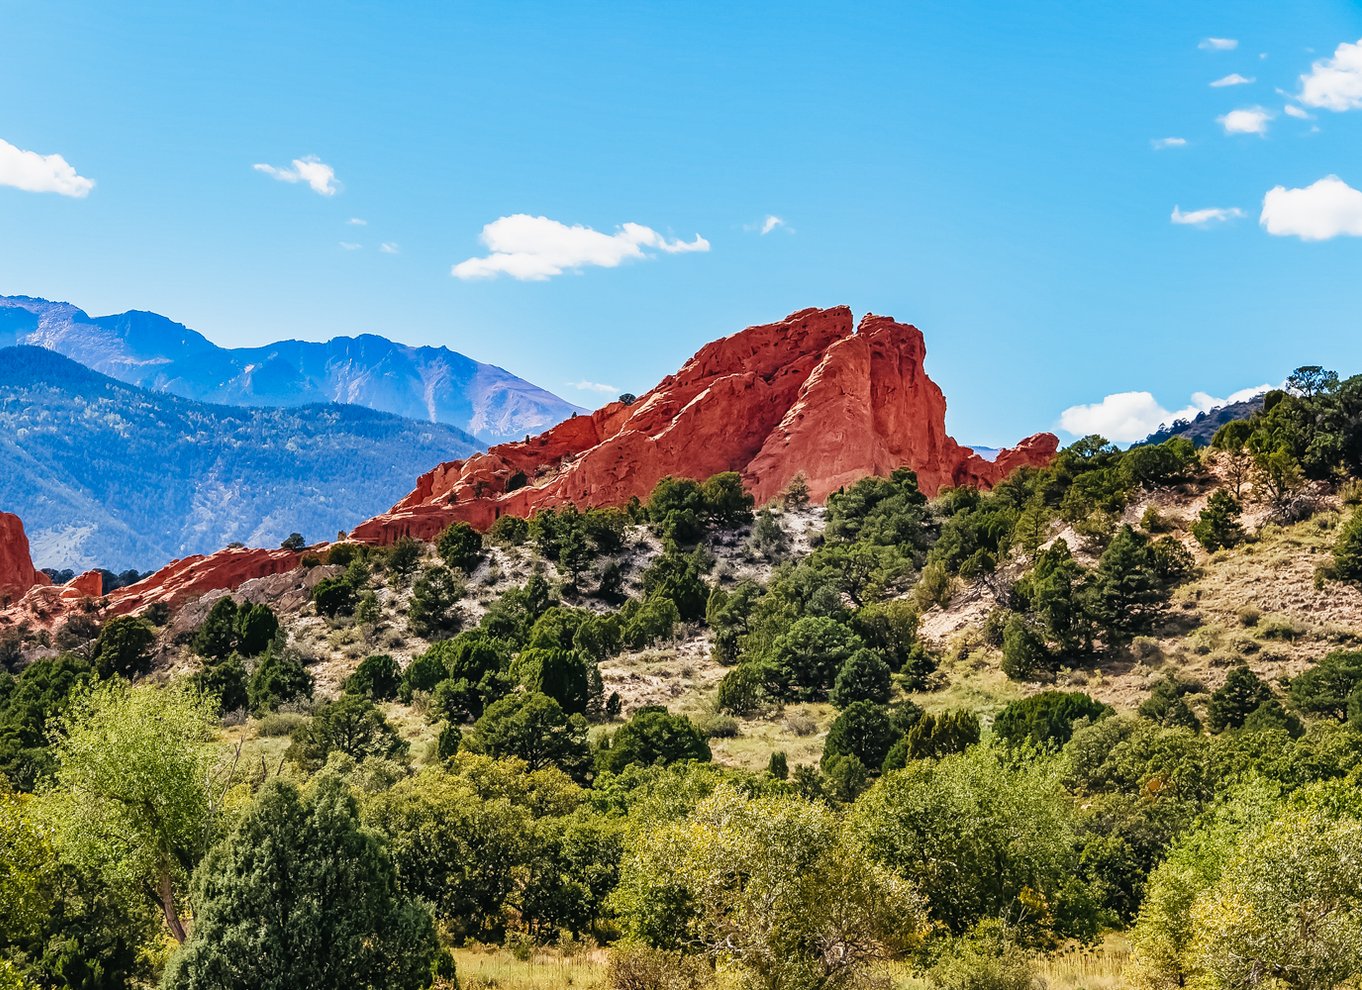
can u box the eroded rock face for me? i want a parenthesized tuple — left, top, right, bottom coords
(0, 512, 49, 604)
(352, 307, 1058, 542)
(104, 546, 305, 616)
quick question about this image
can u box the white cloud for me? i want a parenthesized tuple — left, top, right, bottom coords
(1200, 37, 1239, 51)
(1219, 107, 1272, 134)
(1283, 104, 1312, 119)
(1171, 205, 1245, 226)
(379, 242, 399, 254)
(1152, 137, 1188, 149)
(1211, 73, 1255, 87)
(451, 214, 709, 281)
(347, 217, 367, 225)
(1059, 384, 1271, 443)
(761, 215, 785, 234)
(339, 241, 362, 251)
(252, 156, 339, 196)
(1260, 175, 1362, 240)
(569, 380, 619, 394)
(1297, 39, 1362, 111)
(0, 137, 94, 197)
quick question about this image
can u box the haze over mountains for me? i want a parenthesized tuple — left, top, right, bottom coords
(0, 346, 481, 571)
(0, 295, 583, 444)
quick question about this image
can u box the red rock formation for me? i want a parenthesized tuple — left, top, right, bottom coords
(0, 512, 50, 603)
(352, 307, 1058, 542)
(105, 546, 305, 616)
(62, 570, 104, 599)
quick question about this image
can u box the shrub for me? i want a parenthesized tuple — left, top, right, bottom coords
(767, 615, 864, 701)
(898, 709, 980, 762)
(1138, 675, 1202, 730)
(1288, 650, 1362, 721)
(386, 536, 421, 576)
(927, 921, 1043, 990)
(248, 646, 314, 713)
(1335, 509, 1362, 584)
(622, 597, 680, 648)
(1191, 490, 1243, 552)
(597, 706, 711, 774)
(1001, 614, 1050, 681)
(286, 695, 408, 771)
(409, 566, 463, 638)
(488, 514, 529, 546)
(345, 654, 401, 701)
(830, 649, 892, 708)
(313, 577, 357, 618)
(436, 522, 483, 573)
(607, 945, 714, 990)
(91, 615, 156, 679)
(192, 655, 248, 714)
(194, 597, 239, 659)
(993, 691, 1111, 748)
(715, 664, 768, 717)
(234, 603, 278, 657)
(822, 701, 897, 771)
(1207, 665, 1273, 733)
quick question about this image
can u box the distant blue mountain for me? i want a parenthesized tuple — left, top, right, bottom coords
(0, 295, 584, 444)
(0, 346, 482, 571)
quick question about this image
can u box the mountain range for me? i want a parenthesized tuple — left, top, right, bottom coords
(0, 346, 482, 571)
(0, 295, 583, 444)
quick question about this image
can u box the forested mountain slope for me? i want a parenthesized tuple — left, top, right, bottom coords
(0, 346, 480, 570)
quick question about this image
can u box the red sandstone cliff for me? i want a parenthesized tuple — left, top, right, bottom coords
(351, 307, 1058, 543)
(0, 512, 50, 604)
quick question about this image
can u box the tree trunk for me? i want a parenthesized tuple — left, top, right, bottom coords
(157, 870, 188, 943)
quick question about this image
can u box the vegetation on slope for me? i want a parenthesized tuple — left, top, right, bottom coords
(3, 366, 1362, 990)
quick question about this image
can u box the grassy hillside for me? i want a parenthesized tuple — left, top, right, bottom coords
(4, 371, 1362, 990)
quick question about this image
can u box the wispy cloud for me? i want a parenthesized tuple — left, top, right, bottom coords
(1211, 73, 1254, 87)
(347, 217, 367, 226)
(762, 215, 786, 235)
(339, 241, 362, 251)
(1151, 137, 1188, 150)
(568, 380, 619, 395)
(451, 214, 709, 281)
(1170, 205, 1246, 226)
(1059, 384, 1271, 443)
(1283, 104, 1312, 119)
(1199, 37, 1239, 51)
(0, 137, 94, 197)
(252, 155, 339, 196)
(379, 242, 399, 254)
(1297, 38, 1362, 111)
(1260, 175, 1362, 240)
(1219, 107, 1272, 134)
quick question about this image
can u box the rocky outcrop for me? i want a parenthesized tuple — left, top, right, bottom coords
(0, 512, 49, 604)
(104, 546, 305, 616)
(352, 307, 1058, 543)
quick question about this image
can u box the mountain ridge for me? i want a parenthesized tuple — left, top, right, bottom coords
(0, 294, 584, 443)
(0, 345, 482, 570)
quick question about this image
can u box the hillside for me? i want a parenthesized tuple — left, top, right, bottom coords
(1137, 394, 1265, 447)
(0, 294, 584, 443)
(0, 346, 481, 570)
(4, 371, 1362, 990)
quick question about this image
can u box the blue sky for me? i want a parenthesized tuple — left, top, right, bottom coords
(2, 1, 1361, 446)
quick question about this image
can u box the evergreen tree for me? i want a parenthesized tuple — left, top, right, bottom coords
(1207, 665, 1273, 733)
(234, 603, 278, 657)
(91, 616, 157, 679)
(822, 701, 897, 771)
(1335, 509, 1362, 584)
(830, 649, 892, 708)
(193, 598, 239, 660)
(596, 706, 710, 774)
(162, 776, 439, 990)
(1191, 490, 1243, 552)
(436, 521, 483, 573)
